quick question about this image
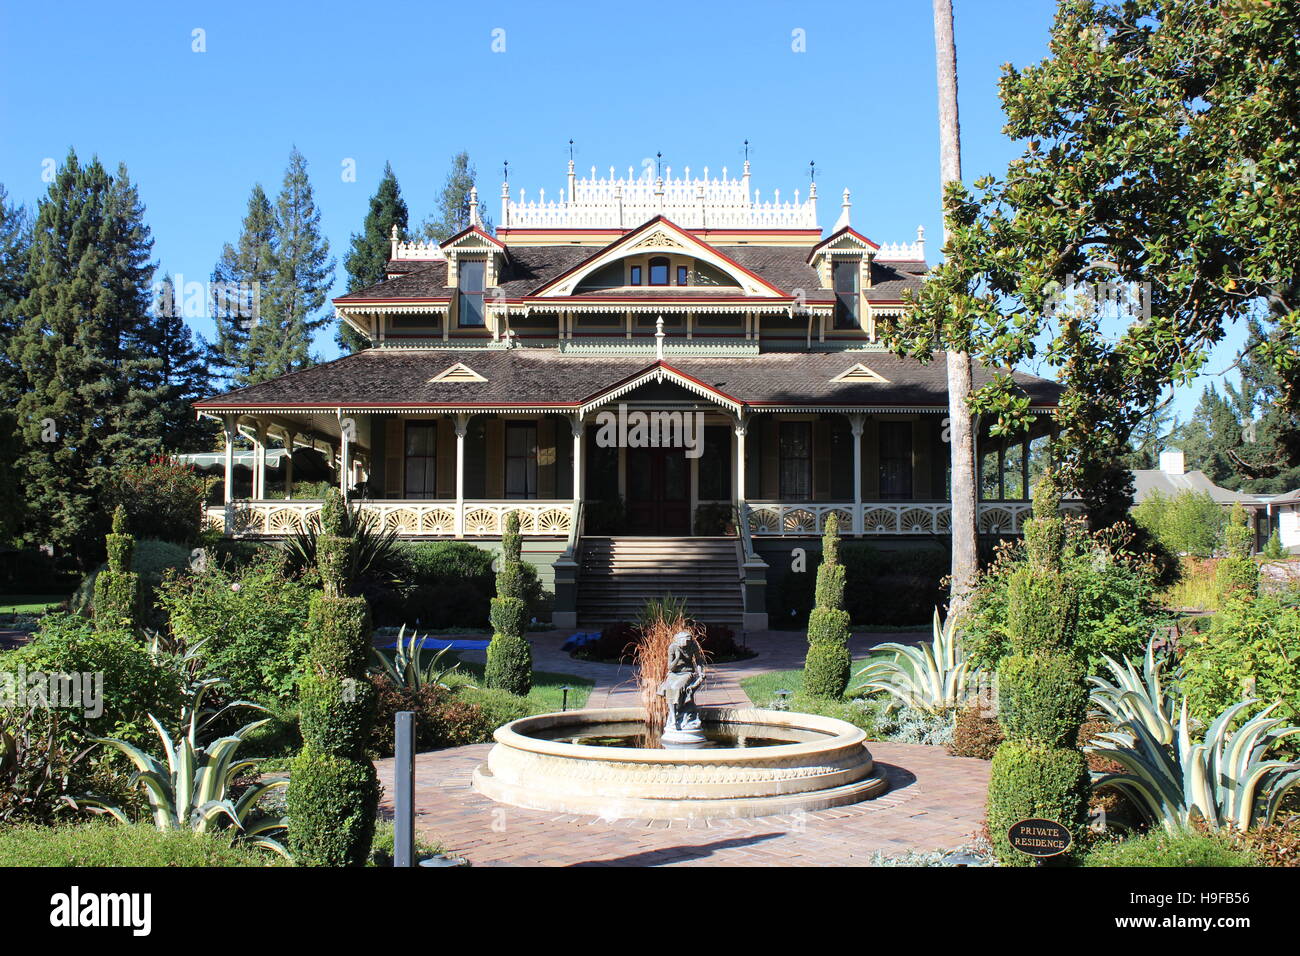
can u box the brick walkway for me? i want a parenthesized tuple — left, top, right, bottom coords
(377, 628, 989, 866)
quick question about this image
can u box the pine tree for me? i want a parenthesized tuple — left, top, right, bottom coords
(0, 185, 31, 547)
(260, 147, 334, 379)
(803, 514, 852, 699)
(338, 162, 408, 353)
(987, 471, 1090, 865)
(209, 184, 276, 387)
(9, 151, 163, 564)
(421, 151, 492, 241)
(1175, 384, 1240, 487)
(146, 274, 217, 451)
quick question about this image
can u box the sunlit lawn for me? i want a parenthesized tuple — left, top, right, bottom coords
(0, 594, 65, 615)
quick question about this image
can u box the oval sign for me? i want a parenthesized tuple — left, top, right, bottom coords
(1007, 818, 1073, 857)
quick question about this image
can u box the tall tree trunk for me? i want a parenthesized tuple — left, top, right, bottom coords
(933, 0, 978, 617)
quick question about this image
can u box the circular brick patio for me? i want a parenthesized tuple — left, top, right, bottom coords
(374, 629, 990, 866)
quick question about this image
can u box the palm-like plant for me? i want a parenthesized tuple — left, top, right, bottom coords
(371, 625, 459, 691)
(853, 609, 981, 714)
(1088, 698, 1300, 832)
(283, 503, 402, 589)
(1088, 639, 1180, 746)
(78, 680, 289, 856)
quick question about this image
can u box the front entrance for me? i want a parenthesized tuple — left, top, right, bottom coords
(625, 445, 690, 535)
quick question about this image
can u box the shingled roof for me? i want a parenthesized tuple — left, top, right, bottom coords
(196, 349, 1061, 411)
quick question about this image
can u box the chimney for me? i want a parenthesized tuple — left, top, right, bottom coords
(1159, 448, 1185, 475)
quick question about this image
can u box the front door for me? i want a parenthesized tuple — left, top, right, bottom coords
(625, 446, 690, 535)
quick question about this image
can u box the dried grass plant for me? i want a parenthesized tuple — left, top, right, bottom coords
(632, 595, 701, 740)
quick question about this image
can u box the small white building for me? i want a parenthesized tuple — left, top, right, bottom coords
(1132, 448, 1271, 552)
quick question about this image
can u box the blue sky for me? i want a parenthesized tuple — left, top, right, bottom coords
(0, 0, 1242, 422)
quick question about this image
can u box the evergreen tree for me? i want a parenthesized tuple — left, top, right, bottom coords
(338, 162, 408, 353)
(0, 185, 31, 547)
(1175, 384, 1241, 487)
(1224, 319, 1300, 493)
(260, 147, 334, 379)
(9, 151, 163, 564)
(1123, 399, 1176, 471)
(209, 184, 276, 387)
(420, 151, 492, 241)
(146, 273, 217, 451)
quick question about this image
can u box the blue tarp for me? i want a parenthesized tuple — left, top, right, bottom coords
(561, 632, 601, 651)
(378, 637, 490, 651)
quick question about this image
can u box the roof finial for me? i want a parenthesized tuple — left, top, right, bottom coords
(833, 187, 852, 231)
(655, 315, 665, 361)
(390, 222, 400, 259)
(809, 160, 816, 183)
(468, 185, 481, 227)
(916, 224, 926, 259)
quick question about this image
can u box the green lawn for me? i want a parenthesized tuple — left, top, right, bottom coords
(741, 657, 878, 706)
(386, 645, 594, 712)
(0, 594, 66, 615)
(450, 658, 593, 711)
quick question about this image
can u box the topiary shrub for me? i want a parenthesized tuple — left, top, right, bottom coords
(287, 489, 380, 867)
(986, 471, 1091, 866)
(484, 512, 532, 695)
(803, 514, 851, 700)
(93, 506, 142, 632)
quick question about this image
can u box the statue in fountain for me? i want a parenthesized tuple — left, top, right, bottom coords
(658, 630, 706, 742)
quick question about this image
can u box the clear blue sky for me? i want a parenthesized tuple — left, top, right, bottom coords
(0, 0, 1242, 423)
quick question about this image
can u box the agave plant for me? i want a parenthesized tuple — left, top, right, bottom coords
(1088, 638, 1180, 746)
(78, 681, 289, 856)
(371, 624, 459, 691)
(283, 502, 402, 589)
(853, 609, 981, 714)
(1088, 698, 1300, 832)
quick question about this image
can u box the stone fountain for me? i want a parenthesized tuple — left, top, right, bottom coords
(472, 630, 888, 821)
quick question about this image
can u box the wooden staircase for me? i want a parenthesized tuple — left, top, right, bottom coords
(577, 536, 745, 626)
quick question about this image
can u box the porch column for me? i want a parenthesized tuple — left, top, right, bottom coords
(454, 414, 469, 538)
(734, 414, 748, 519)
(1021, 434, 1030, 500)
(253, 421, 268, 500)
(222, 417, 236, 504)
(282, 429, 296, 499)
(338, 429, 350, 500)
(849, 414, 865, 535)
(570, 413, 584, 508)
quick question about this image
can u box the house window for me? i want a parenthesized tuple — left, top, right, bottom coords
(833, 260, 859, 330)
(404, 422, 437, 498)
(459, 259, 485, 327)
(697, 425, 732, 501)
(878, 421, 913, 499)
(677, 264, 689, 286)
(649, 257, 670, 286)
(779, 422, 812, 499)
(505, 423, 538, 499)
(629, 264, 642, 285)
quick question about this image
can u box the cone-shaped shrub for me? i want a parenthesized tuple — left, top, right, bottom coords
(804, 514, 851, 699)
(94, 506, 141, 631)
(987, 471, 1090, 865)
(287, 488, 379, 867)
(485, 511, 532, 695)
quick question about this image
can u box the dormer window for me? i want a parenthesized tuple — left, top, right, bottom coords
(833, 259, 860, 330)
(629, 264, 643, 285)
(459, 259, 485, 327)
(649, 257, 670, 286)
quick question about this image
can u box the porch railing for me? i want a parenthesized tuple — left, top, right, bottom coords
(204, 499, 577, 538)
(743, 500, 1084, 537)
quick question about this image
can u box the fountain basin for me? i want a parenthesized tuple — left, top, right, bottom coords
(472, 707, 888, 820)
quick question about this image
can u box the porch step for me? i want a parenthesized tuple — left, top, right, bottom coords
(577, 536, 745, 627)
